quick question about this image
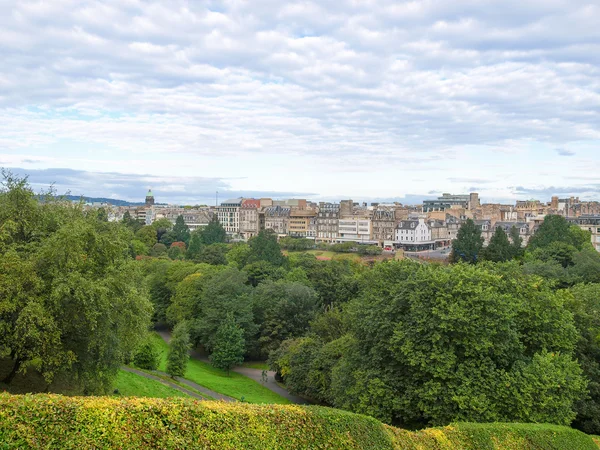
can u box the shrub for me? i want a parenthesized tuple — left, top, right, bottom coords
(0, 394, 596, 450)
(133, 342, 159, 371)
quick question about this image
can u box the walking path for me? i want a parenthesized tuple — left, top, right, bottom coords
(156, 330, 311, 405)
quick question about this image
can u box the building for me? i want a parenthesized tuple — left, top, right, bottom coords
(239, 199, 261, 239)
(337, 218, 372, 242)
(264, 206, 290, 235)
(372, 209, 396, 244)
(423, 193, 479, 212)
(288, 209, 317, 237)
(316, 202, 339, 242)
(157, 208, 212, 231)
(395, 218, 434, 250)
(145, 189, 155, 207)
(217, 198, 242, 235)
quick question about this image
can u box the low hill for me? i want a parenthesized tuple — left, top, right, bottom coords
(0, 394, 597, 449)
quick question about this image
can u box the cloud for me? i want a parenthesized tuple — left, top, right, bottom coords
(556, 148, 576, 156)
(7, 167, 316, 205)
(511, 184, 600, 198)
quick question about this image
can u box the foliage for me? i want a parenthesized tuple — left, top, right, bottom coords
(528, 215, 591, 251)
(0, 171, 152, 394)
(243, 260, 284, 287)
(279, 237, 314, 251)
(131, 239, 150, 257)
(272, 260, 586, 427)
(1, 394, 596, 450)
(509, 226, 524, 258)
(168, 243, 186, 260)
(135, 225, 158, 248)
(166, 323, 191, 378)
(210, 314, 246, 375)
(150, 242, 168, 257)
(226, 242, 252, 268)
(199, 215, 227, 245)
(133, 342, 159, 371)
(450, 218, 484, 264)
(481, 227, 513, 262)
(185, 229, 204, 261)
(247, 230, 285, 266)
(122, 210, 143, 233)
(172, 215, 191, 245)
(357, 245, 383, 256)
(567, 283, 600, 435)
(197, 243, 229, 266)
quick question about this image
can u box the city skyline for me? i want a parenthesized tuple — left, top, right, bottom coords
(2, 1, 599, 204)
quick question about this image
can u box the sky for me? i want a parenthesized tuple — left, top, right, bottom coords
(1, 0, 599, 205)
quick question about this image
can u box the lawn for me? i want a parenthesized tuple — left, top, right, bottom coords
(242, 361, 270, 370)
(149, 332, 290, 404)
(113, 370, 188, 399)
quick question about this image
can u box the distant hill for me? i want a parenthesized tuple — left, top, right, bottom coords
(61, 195, 144, 206)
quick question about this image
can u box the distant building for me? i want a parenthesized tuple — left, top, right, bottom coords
(423, 193, 479, 212)
(217, 198, 242, 235)
(145, 189, 155, 207)
(568, 215, 600, 252)
(264, 206, 290, 235)
(316, 202, 339, 242)
(395, 218, 434, 250)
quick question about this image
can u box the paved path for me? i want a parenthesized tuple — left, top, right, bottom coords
(156, 330, 311, 404)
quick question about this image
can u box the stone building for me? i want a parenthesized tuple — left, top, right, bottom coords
(316, 202, 339, 242)
(264, 206, 290, 235)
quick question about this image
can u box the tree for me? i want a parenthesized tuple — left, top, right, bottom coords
(152, 218, 173, 242)
(134, 342, 159, 371)
(166, 323, 191, 378)
(135, 225, 158, 247)
(528, 215, 590, 251)
(197, 243, 228, 266)
(172, 215, 190, 245)
(247, 230, 285, 266)
(150, 242, 168, 257)
(210, 314, 245, 375)
(509, 226, 523, 258)
(481, 227, 513, 262)
(226, 242, 252, 268)
(200, 215, 227, 245)
(450, 219, 484, 264)
(0, 172, 152, 394)
(121, 210, 142, 233)
(96, 207, 108, 222)
(168, 242, 186, 260)
(131, 239, 149, 257)
(185, 229, 204, 261)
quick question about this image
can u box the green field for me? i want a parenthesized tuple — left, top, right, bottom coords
(114, 370, 188, 399)
(149, 332, 289, 404)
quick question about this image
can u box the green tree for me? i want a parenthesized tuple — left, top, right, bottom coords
(150, 242, 168, 257)
(0, 172, 152, 394)
(197, 243, 228, 266)
(200, 215, 227, 245)
(151, 218, 173, 242)
(185, 229, 204, 261)
(121, 210, 142, 233)
(482, 227, 513, 262)
(567, 283, 600, 435)
(247, 230, 285, 266)
(226, 242, 252, 268)
(509, 226, 524, 258)
(168, 243, 186, 260)
(135, 225, 158, 247)
(172, 215, 190, 245)
(528, 215, 590, 251)
(166, 323, 191, 378)
(450, 219, 484, 264)
(96, 207, 108, 222)
(131, 239, 149, 257)
(133, 342, 159, 371)
(210, 314, 245, 375)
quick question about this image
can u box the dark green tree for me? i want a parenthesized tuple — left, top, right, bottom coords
(133, 342, 159, 371)
(166, 323, 191, 378)
(509, 226, 524, 258)
(150, 242, 168, 257)
(210, 314, 245, 376)
(450, 219, 484, 264)
(482, 227, 513, 262)
(528, 215, 590, 251)
(247, 230, 285, 266)
(96, 207, 108, 222)
(200, 215, 227, 245)
(135, 225, 158, 247)
(185, 229, 204, 261)
(197, 243, 228, 266)
(172, 215, 190, 245)
(121, 210, 143, 232)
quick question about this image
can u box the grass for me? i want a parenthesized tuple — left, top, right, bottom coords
(149, 332, 290, 404)
(242, 361, 270, 370)
(113, 370, 188, 399)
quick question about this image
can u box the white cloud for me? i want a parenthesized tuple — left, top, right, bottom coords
(0, 0, 599, 202)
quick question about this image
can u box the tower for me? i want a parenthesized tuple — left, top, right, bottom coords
(145, 189, 155, 206)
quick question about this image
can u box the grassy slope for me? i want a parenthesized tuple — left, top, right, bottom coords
(0, 394, 597, 450)
(113, 370, 188, 399)
(150, 332, 290, 404)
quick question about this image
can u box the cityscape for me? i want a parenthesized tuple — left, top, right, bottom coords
(94, 189, 600, 253)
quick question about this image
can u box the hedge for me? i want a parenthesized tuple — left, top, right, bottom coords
(0, 394, 597, 450)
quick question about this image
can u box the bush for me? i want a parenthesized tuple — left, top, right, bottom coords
(0, 394, 596, 450)
(133, 342, 159, 371)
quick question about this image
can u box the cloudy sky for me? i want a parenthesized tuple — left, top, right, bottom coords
(1, 0, 599, 205)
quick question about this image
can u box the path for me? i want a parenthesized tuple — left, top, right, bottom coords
(156, 330, 311, 405)
(121, 366, 204, 400)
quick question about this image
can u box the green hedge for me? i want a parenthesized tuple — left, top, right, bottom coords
(0, 394, 597, 450)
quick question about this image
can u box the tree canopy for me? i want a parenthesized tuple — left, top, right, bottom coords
(450, 219, 484, 264)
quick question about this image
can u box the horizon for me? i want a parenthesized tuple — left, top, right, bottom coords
(1, 1, 599, 205)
